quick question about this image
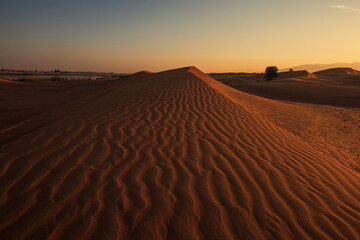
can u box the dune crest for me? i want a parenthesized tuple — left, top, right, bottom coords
(1, 67, 360, 240)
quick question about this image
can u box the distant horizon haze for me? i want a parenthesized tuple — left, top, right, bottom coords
(2, 62, 360, 74)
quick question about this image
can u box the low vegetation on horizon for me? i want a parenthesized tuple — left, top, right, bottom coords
(264, 66, 279, 81)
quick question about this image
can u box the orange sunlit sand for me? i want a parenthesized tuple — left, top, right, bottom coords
(1, 67, 359, 239)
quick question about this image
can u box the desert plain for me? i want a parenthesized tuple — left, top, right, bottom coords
(0, 66, 360, 239)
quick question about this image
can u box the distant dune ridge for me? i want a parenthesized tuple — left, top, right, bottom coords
(281, 62, 360, 72)
(314, 67, 360, 76)
(1, 67, 360, 240)
(278, 70, 317, 80)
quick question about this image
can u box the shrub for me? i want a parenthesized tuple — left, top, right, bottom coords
(264, 66, 279, 81)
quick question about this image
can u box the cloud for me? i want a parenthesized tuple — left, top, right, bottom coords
(329, 4, 360, 12)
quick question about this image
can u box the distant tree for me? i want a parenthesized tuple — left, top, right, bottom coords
(289, 68, 294, 72)
(264, 66, 279, 81)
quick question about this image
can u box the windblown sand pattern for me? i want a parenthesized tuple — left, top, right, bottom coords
(1, 67, 360, 239)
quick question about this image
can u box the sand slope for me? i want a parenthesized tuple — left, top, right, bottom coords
(211, 71, 360, 167)
(314, 68, 360, 86)
(315, 68, 360, 77)
(1, 67, 360, 240)
(278, 70, 317, 80)
(211, 71, 360, 107)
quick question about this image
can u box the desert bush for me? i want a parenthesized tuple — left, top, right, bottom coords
(264, 66, 279, 81)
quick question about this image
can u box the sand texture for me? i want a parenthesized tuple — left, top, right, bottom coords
(211, 69, 360, 170)
(1, 67, 360, 240)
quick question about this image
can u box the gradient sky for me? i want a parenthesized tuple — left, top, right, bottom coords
(1, 0, 360, 73)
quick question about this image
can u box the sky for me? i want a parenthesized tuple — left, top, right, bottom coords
(1, 0, 360, 73)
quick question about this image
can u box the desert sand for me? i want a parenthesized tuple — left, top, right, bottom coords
(212, 69, 360, 170)
(1, 67, 360, 240)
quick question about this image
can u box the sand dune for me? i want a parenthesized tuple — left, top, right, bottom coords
(315, 68, 360, 77)
(218, 82, 360, 107)
(1, 67, 360, 240)
(278, 70, 317, 80)
(281, 63, 360, 73)
(211, 69, 360, 106)
(211, 69, 360, 168)
(313, 68, 360, 86)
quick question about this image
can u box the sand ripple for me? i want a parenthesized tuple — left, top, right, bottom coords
(1, 67, 360, 239)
